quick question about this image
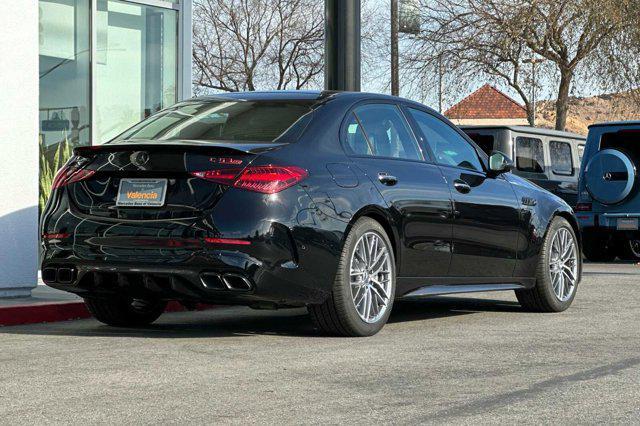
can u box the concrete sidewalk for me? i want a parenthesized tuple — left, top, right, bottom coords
(0, 285, 81, 307)
(0, 284, 217, 327)
(0, 285, 89, 326)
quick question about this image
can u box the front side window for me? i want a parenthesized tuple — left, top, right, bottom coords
(409, 109, 483, 171)
(550, 141, 574, 175)
(345, 104, 423, 160)
(516, 137, 545, 173)
(113, 100, 313, 143)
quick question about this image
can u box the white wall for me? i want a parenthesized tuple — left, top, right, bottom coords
(0, 3, 39, 297)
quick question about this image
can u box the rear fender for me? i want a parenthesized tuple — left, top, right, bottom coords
(346, 205, 401, 270)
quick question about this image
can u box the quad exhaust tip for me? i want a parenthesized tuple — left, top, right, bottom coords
(42, 266, 77, 284)
(200, 272, 253, 291)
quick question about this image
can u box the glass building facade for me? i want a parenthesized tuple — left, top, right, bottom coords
(38, 0, 191, 209)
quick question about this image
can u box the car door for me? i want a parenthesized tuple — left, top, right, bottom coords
(406, 107, 521, 278)
(342, 102, 453, 279)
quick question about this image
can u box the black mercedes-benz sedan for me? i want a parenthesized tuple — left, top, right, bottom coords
(41, 91, 582, 336)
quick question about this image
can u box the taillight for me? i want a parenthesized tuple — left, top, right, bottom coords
(575, 203, 592, 212)
(191, 165, 308, 194)
(42, 233, 71, 240)
(204, 237, 251, 246)
(52, 164, 95, 189)
(190, 168, 243, 186)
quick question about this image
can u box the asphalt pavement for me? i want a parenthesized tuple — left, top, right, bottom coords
(0, 262, 639, 424)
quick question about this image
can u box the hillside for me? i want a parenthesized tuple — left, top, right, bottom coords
(536, 92, 640, 135)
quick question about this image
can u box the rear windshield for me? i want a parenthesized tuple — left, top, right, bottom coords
(600, 129, 640, 163)
(111, 100, 313, 144)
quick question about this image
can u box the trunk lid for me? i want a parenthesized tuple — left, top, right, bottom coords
(68, 141, 280, 220)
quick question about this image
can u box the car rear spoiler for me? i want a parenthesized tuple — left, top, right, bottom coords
(73, 141, 287, 157)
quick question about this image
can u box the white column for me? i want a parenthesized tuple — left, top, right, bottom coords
(0, 2, 39, 297)
(178, 0, 193, 101)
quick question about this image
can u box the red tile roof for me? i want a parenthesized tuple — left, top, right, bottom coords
(445, 84, 527, 119)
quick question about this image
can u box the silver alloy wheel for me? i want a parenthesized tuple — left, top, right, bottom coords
(549, 227, 578, 302)
(349, 231, 393, 323)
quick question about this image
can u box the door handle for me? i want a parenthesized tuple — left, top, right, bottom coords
(453, 179, 471, 194)
(378, 172, 398, 186)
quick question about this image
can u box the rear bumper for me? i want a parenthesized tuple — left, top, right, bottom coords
(41, 256, 329, 307)
(40, 182, 342, 307)
(577, 212, 640, 232)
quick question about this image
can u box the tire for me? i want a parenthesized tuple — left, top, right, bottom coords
(308, 217, 396, 337)
(84, 297, 167, 327)
(617, 239, 640, 261)
(515, 217, 580, 312)
(582, 232, 616, 262)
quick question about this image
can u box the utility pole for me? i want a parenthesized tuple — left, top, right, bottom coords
(325, 0, 361, 91)
(437, 53, 443, 113)
(390, 0, 399, 96)
(523, 57, 546, 127)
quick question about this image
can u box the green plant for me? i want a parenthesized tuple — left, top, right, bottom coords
(39, 132, 72, 212)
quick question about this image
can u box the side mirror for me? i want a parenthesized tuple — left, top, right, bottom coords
(488, 151, 514, 175)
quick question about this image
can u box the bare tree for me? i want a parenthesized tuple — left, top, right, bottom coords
(594, 4, 640, 106)
(406, 0, 633, 130)
(403, 0, 541, 124)
(192, 0, 324, 93)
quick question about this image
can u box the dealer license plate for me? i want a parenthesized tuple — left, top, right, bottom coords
(617, 218, 638, 231)
(116, 178, 167, 207)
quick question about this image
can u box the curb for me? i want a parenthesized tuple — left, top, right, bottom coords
(0, 301, 217, 327)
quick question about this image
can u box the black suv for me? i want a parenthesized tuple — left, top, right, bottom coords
(577, 121, 640, 261)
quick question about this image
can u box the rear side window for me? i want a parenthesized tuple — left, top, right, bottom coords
(112, 100, 313, 143)
(578, 144, 585, 163)
(344, 104, 423, 161)
(409, 108, 483, 171)
(516, 137, 545, 173)
(549, 140, 574, 175)
(344, 114, 373, 155)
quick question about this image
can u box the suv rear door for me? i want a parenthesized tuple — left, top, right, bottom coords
(580, 124, 640, 214)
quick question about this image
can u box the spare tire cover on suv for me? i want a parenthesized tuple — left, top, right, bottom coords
(584, 148, 636, 204)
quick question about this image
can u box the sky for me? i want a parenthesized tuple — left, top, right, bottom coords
(357, 0, 608, 111)
(192, 0, 612, 112)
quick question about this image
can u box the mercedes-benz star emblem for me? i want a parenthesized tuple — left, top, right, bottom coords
(603, 172, 612, 181)
(131, 151, 150, 167)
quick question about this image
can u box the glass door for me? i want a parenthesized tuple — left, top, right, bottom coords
(39, 0, 91, 210)
(95, 0, 178, 143)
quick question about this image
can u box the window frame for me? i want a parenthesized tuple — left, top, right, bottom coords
(402, 105, 489, 174)
(339, 100, 427, 163)
(549, 139, 575, 176)
(515, 136, 546, 174)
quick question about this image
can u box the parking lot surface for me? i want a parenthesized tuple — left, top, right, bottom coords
(1, 262, 639, 424)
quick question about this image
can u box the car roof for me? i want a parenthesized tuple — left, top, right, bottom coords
(588, 120, 640, 129)
(193, 90, 407, 102)
(460, 125, 585, 140)
(190, 90, 436, 111)
(195, 90, 330, 101)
